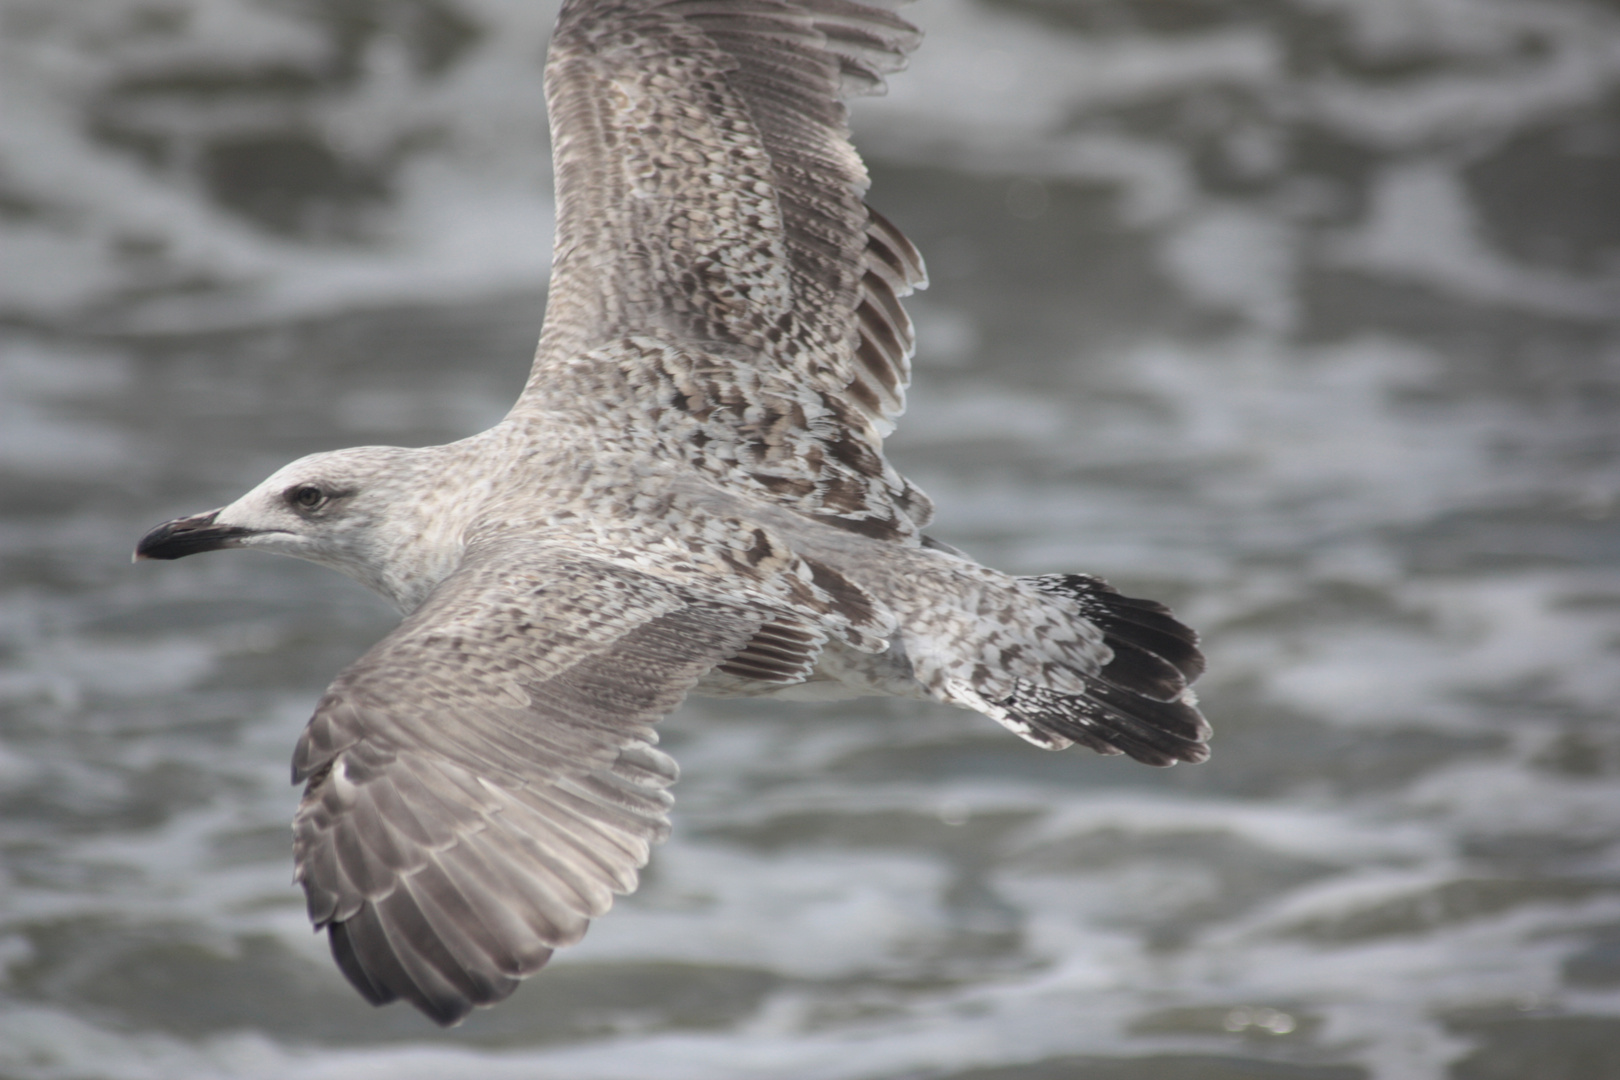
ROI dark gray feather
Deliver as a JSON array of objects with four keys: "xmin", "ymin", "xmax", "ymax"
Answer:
[
  {"xmin": 522, "ymin": 0, "xmax": 928, "ymax": 536},
  {"xmin": 292, "ymin": 545, "xmax": 765, "ymax": 1024}
]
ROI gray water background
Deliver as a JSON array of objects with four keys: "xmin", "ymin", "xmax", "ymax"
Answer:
[{"xmin": 3, "ymin": 0, "xmax": 1620, "ymax": 1077}]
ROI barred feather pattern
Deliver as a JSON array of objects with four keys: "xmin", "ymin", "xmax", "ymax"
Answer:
[
  {"xmin": 292, "ymin": 549, "xmax": 771, "ymax": 1025},
  {"xmin": 524, "ymin": 0, "xmax": 930, "ymax": 535},
  {"xmin": 1005, "ymin": 573, "xmax": 1210, "ymax": 765},
  {"xmin": 133, "ymin": 0, "xmax": 1216, "ymax": 1031},
  {"xmin": 532, "ymin": 333, "xmax": 934, "ymax": 543}
]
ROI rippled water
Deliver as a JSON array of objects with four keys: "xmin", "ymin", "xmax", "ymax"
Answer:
[{"xmin": 3, "ymin": 0, "xmax": 1620, "ymax": 1077}]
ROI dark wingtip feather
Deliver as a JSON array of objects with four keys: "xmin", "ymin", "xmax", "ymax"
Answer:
[
  {"xmin": 328, "ymin": 900, "xmax": 480, "ymax": 1027},
  {"xmin": 328, "ymin": 919, "xmax": 399, "ymax": 1007}
]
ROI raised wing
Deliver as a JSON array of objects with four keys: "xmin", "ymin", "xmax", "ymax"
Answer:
[
  {"xmin": 518, "ymin": 0, "xmax": 931, "ymax": 534},
  {"xmin": 290, "ymin": 545, "xmax": 765, "ymax": 1025}
]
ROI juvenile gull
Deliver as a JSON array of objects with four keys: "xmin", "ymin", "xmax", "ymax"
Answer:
[{"xmin": 136, "ymin": 0, "xmax": 1210, "ymax": 1026}]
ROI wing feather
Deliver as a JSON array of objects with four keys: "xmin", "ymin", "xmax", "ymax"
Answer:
[
  {"xmin": 520, "ymin": 0, "xmax": 929, "ymax": 533},
  {"xmin": 292, "ymin": 546, "xmax": 766, "ymax": 1025}
]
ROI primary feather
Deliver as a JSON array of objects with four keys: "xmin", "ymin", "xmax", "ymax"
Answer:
[{"xmin": 134, "ymin": 0, "xmax": 1210, "ymax": 1026}]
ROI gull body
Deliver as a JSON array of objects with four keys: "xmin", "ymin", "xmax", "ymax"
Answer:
[{"xmin": 137, "ymin": 0, "xmax": 1210, "ymax": 1026}]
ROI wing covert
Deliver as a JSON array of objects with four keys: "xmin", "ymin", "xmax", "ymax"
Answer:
[
  {"xmin": 291, "ymin": 547, "xmax": 765, "ymax": 1025},
  {"xmin": 521, "ymin": 0, "xmax": 927, "ymax": 441}
]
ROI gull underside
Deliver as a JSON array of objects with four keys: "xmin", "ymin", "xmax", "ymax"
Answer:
[{"xmin": 134, "ymin": 0, "xmax": 1211, "ymax": 1026}]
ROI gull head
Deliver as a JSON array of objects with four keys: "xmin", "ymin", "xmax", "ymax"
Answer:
[{"xmin": 135, "ymin": 444, "xmax": 462, "ymax": 611}]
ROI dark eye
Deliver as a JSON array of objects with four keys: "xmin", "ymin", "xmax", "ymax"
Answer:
[{"xmin": 287, "ymin": 484, "xmax": 326, "ymax": 510}]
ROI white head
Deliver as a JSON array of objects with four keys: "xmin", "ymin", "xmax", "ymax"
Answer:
[{"xmin": 136, "ymin": 444, "xmax": 466, "ymax": 612}]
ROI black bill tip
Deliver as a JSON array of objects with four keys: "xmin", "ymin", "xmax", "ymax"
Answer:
[{"xmin": 134, "ymin": 510, "xmax": 258, "ymax": 561}]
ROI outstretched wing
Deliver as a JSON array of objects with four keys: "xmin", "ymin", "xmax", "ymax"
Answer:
[
  {"xmin": 290, "ymin": 545, "xmax": 764, "ymax": 1025},
  {"xmin": 517, "ymin": 0, "xmax": 932, "ymax": 534}
]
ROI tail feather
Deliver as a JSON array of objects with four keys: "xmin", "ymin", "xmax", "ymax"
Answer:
[
  {"xmin": 1095, "ymin": 637, "xmax": 1188, "ymax": 701},
  {"xmin": 996, "ymin": 678, "xmax": 1208, "ymax": 766},
  {"xmin": 1046, "ymin": 575, "xmax": 1206, "ymax": 684},
  {"xmin": 861, "ymin": 555, "xmax": 1210, "ymax": 768},
  {"xmin": 1001, "ymin": 573, "xmax": 1210, "ymax": 766}
]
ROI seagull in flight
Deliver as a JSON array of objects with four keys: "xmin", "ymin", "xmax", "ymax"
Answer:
[{"xmin": 136, "ymin": 0, "xmax": 1209, "ymax": 1026}]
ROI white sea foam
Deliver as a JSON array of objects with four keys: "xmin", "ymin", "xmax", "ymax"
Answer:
[
  {"xmin": 1329, "ymin": 162, "xmax": 1620, "ymax": 319},
  {"xmin": 0, "ymin": 0, "xmax": 559, "ymax": 327},
  {"xmin": 2, "ymin": 0, "xmax": 1618, "ymax": 1073},
  {"xmin": 578, "ymin": 843, "xmax": 954, "ymax": 977},
  {"xmin": 1262, "ymin": 571, "xmax": 1620, "ymax": 730},
  {"xmin": 0, "ymin": 341, "xmax": 133, "ymax": 475}
]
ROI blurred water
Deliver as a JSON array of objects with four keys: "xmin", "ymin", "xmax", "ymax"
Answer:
[{"xmin": 3, "ymin": 0, "xmax": 1620, "ymax": 1077}]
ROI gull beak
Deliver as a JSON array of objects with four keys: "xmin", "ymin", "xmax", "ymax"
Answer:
[{"xmin": 134, "ymin": 510, "xmax": 259, "ymax": 562}]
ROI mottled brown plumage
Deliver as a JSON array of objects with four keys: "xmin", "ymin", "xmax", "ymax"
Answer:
[
  {"xmin": 134, "ymin": 0, "xmax": 1210, "ymax": 1027},
  {"xmin": 530, "ymin": 0, "xmax": 932, "ymax": 540}
]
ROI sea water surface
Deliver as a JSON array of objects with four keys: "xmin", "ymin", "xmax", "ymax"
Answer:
[{"xmin": 2, "ymin": 0, "xmax": 1619, "ymax": 1077}]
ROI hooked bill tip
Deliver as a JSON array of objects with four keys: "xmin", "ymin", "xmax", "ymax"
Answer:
[{"xmin": 134, "ymin": 509, "xmax": 257, "ymax": 561}]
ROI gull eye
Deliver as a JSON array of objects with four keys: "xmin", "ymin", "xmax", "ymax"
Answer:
[{"xmin": 287, "ymin": 484, "xmax": 327, "ymax": 511}]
